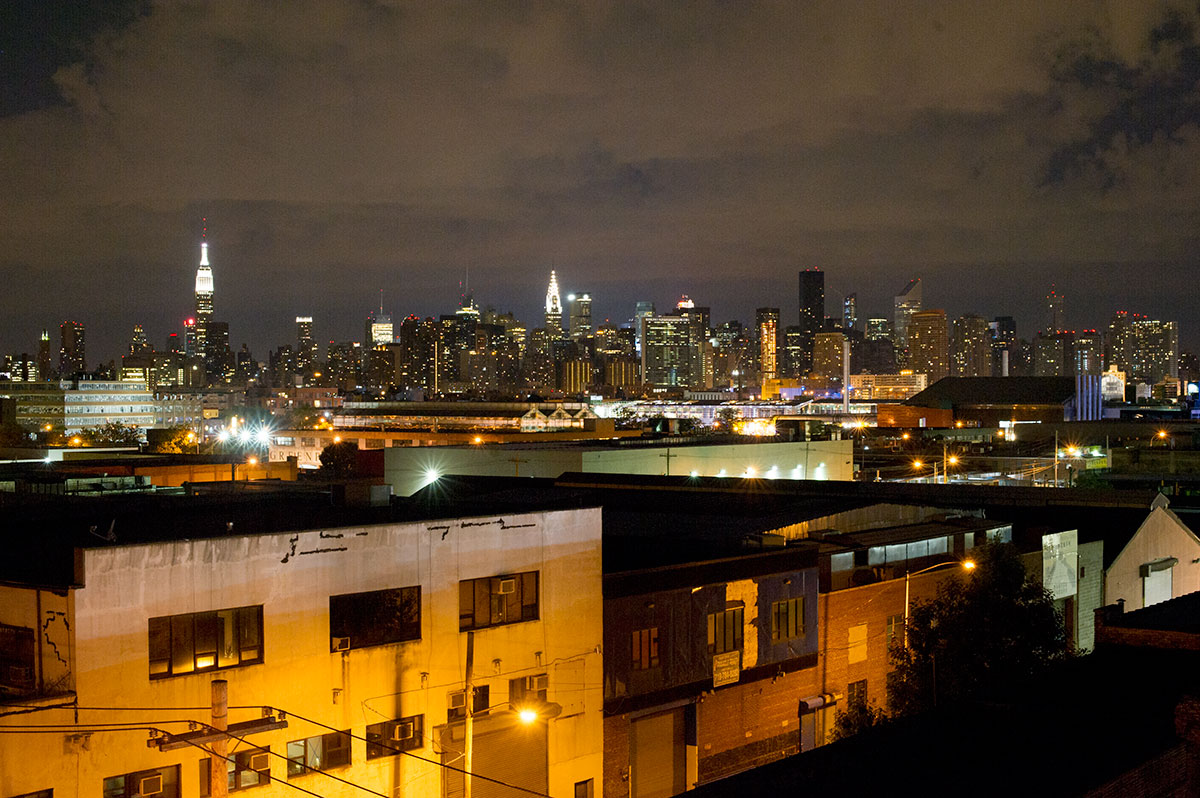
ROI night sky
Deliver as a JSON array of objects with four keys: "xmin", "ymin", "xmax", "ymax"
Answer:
[{"xmin": 3, "ymin": 1, "xmax": 1199, "ymax": 363}]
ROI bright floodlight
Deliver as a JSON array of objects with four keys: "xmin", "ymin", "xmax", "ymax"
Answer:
[
  {"xmin": 963, "ymin": 560, "xmax": 976, "ymax": 570},
  {"xmin": 217, "ymin": 429, "xmax": 229, "ymax": 442},
  {"xmin": 425, "ymin": 467, "xmax": 440, "ymax": 482},
  {"xmin": 518, "ymin": 708, "xmax": 538, "ymax": 725},
  {"xmin": 255, "ymin": 428, "xmax": 270, "ymax": 445}
]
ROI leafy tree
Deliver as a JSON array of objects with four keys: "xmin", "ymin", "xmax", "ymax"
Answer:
[
  {"xmin": 830, "ymin": 700, "xmax": 889, "ymax": 741},
  {"xmin": 888, "ymin": 543, "xmax": 1070, "ymax": 716},
  {"xmin": 716, "ymin": 407, "xmax": 740, "ymax": 430},
  {"xmin": 147, "ymin": 425, "xmax": 199, "ymax": 453},
  {"xmin": 82, "ymin": 421, "xmax": 142, "ymax": 447},
  {"xmin": 318, "ymin": 440, "xmax": 359, "ymax": 478}
]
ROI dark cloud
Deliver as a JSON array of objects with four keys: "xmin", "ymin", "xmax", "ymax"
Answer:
[{"xmin": 2, "ymin": 1, "xmax": 1199, "ymax": 361}]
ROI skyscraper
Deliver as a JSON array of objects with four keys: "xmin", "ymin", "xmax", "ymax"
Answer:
[
  {"xmin": 59, "ymin": 321, "xmax": 86, "ymax": 376},
  {"xmin": 798, "ymin": 269, "xmax": 824, "ymax": 374},
  {"xmin": 842, "ymin": 293, "xmax": 858, "ymax": 330},
  {"xmin": 756, "ymin": 307, "xmax": 780, "ymax": 381},
  {"xmin": 951, "ymin": 314, "xmax": 991, "ymax": 377},
  {"xmin": 907, "ymin": 309, "xmax": 948, "ymax": 383},
  {"xmin": 194, "ymin": 242, "xmax": 214, "ymax": 362},
  {"xmin": 37, "ymin": 330, "xmax": 53, "ymax": 380},
  {"xmin": 893, "ymin": 278, "xmax": 922, "ymax": 348},
  {"xmin": 641, "ymin": 314, "xmax": 702, "ymax": 387},
  {"xmin": 1046, "ymin": 285, "xmax": 1065, "ymax": 334},
  {"xmin": 296, "ymin": 316, "xmax": 316, "ymax": 373},
  {"xmin": 545, "ymin": 271, "xmax": 563, "ymax": 334},
  {"xmin": 568, "ymin": 292, "xmax": 593, "ymax": 341},
  {"xmin": 633, "ymin": 301, "xmax": 656, "ymax": 354}
]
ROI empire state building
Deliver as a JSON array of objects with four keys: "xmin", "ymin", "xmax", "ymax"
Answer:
[{"xmin": 194, "ymin": 242, "xmax": 214, "ymax": 359}]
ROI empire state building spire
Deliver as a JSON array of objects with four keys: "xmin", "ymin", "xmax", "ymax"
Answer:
[
  {"xmin": 545, "ymin": 270, "xmax": 563, "ymax": 333},
  {"xmin": 194, "ymin": 238, "xmax": 214, "ymax": 360}
]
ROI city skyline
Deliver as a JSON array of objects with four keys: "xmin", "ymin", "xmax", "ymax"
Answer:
[{"xmin": 4, "ymin": 2, "xmax": 1200, "ymax": 358}]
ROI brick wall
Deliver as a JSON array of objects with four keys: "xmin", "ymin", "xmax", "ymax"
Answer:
[{"xmin": 603, "ymin": 714, "xmax": 630, "ymax": 798}]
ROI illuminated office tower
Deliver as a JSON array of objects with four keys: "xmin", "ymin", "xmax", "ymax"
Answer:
[
  {"xmin": 951, "ymin": 314, "xmax": 991, "ymax": 377},
  {"xmin": 1047, "ymin": 285, "xmax": 1065, "ymax": 334},
  {"xmin": 641, "ymin": 314, "xmax": 702, "ymax": 387},
  {"xmin": 366, "ymin": 312, "xmax": 393, "ymax": 346},
  {"xmin": 37, "ymin": 330, "xmax": 53, "ymax": 380},
  {"xmin": 568, "ymin": 292, "xmax": 593, "ymax": 341},
  {"xmin": 907, "ymin": 309, "xmax": 948, "ymax": 383},
  {"xmin": 296, "ymin": 316, "xmax": 316, "ymax": 373},
  {"xmin": 59, "ymin": 321, "xmax": 86, "ymax": 376},
  {"xmin": 812, "ymin": 331, "xmax": 846, "ymax": 381},
  {"xmin": 633, "ymin": 301, "xmax": 656, "ymax": 354},
  {"xmin": 756, "ymin": 307, "xmax": 780, "ymax": 381},
  {"xmin": 893, "ymin": 278, "xmax": 922, "ymax": 349}
]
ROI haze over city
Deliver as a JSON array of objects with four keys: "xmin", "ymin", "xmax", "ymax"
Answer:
[{"xmin": 3, "ymin": 1, "xmax": 1200, "ymax": 360}]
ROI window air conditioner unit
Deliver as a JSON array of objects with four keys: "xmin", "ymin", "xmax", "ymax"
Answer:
[
  {"xmin": 449, "ymin": 691, "xmax": 467, "ymax": 709},
  {"xmin": 497, "ymin": 578, "xmax": 517, "ymax": 595},
  {"xmin": 248, "ymin": 751, "xmax": 270, "ymax": 771},
  {"xmin": 331, "ymin": 636, "xmax": 350, "ymax": 652},
  {"xmin": 391, "ymin": 721, "xmax": 414, "ymax": 741},
  {"xmin": 138, "ymin": 775, "xmax": 164, "ymax": 796},
  {"xmin": 528, "ymin": 674, "xmax": 549, "ymax": 692}
]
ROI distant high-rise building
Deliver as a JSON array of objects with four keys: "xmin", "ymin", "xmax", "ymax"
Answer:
[
  {"xmin": 296, "ymin": 316, "xmax": 316, "ymax": 373},
  {"xmin": 907, "ymin": 309, "xmax": 948, "ymax": 383},
  {"xmin": 893, "ymin": 278, "xmax": 922, "ymax": 348},
  {"xmin": 194, "ymin": 242, "xmax": 214, "ymax": 361},
  {"xmin": 36, "ymin": 330, "xmax": 53, "ymax": 380},
  {"xmin": 1105, "ymin": 312, "xmax": 1179, "ymax": 384},
  {"xmin": 1034, "ymin": 331, "xmax": 1075, "ymax": 377},
  {"xmin": 843, "ymin": 294, "xmax": 858, "ymax": 330},
  {"xmin": 366, "ymin": 312, "xmax": 393, "ymax": 347},
  {"xmin": 1046, "ymin": 285, "xmax": 1065, "ymax": 334},
  {"xmin": 951, "ymin": 314, "xmax": 991, "ymax": 377},
  {"xmin": 641, "ymin": 315, "xmax": 703, "ymax": 388},
  {"xmin": 756, "ymin": 308, "xmax": 781, "ymax": 381},
  {"xmin": 633, "ymin": 301, "xmax": 656, "ymax": 354},
  {"xmin": 783, "ymin": 326, "xmax": 805, "ymax": 378},
  {"xmin": 797, "ymin": 270, "xmax": 824, "ymax": 375},
  {"xmin": 568, "ymin": 292, "xmax": 593, "ymax": 341},
  {"xmin": 1074, "ymin": 330, "xmax": 1103, "ymax": 376},
  {"xmin": 545, "ymin": 271, "xmax": 563, "ymax": 334},
  {"xmin": 865, "ymin": 318, "xmax": 891, "ymax": 341},
  {"xmin": 59, "ymin": 321, "xmax": 86, "ymax": 376},
  {"xmin": 812, "ymin": 331, "xmax": 846, "ymax": 381},
  {"xmin": 990, "ymin": 316, "xmax": 1017, "ymax": 376},
  {"xmin": 129, "ymin": 325, "xmax": 149, "ymax": 355},
  {"xmin": 205, "ymin": 321, "xmax": 232, "ymax": 382}
]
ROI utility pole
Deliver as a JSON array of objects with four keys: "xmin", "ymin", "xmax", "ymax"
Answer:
[
  {"xmin": 464, "ymin": 630, "xmax": 475, "ymax": 798},
  {"xmin": 211, "ymin": 679, "xmax": 228, "ymax": 798},
  {"xmin": 508, "ymin": 457, "xmax": 528, "ymax": 477},
  {"xmin": 659, "ymin": 448, "xmax": 676, "ymax": 476}
]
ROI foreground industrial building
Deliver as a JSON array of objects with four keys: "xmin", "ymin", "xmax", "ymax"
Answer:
[{"xmin": 0, "ymin": 473, "xmax": 1183, "ymax": 797}]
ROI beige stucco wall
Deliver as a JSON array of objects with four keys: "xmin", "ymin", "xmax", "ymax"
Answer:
[{"xmin": 0, "ymin": 507, "xmax": 604, "ymax": 798}]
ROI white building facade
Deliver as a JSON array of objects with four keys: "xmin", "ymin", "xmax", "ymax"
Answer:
[{"xmin": 0, "ymin": 506, "xmax": 604, "ymax": 798}]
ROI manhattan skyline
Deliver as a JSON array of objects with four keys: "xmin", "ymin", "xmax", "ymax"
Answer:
[{"xmin": 3, "ymin": 1, "xmax": 1199, "ymax": 358}]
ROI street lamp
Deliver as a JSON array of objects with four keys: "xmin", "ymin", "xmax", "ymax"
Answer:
[{"xmin": 904, "ymin": 559, "xmax": 975, "ymax": 648}]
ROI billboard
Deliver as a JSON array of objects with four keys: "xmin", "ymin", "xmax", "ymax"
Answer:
[{"xmin": 1042, "ymin": 530, "xmax": 1078, "ymax": 600}]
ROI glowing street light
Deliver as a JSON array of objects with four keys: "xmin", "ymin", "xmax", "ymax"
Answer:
[{"xmin": 904, "ymin": 559, "xmax": 976, "ymax": 648}]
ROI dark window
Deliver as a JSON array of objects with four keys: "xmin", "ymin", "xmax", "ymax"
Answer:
[
  {"xmin": 886, "ymin": 614, "xmax": 904, "ymax": 645},
  {"xmin": 286, "ymin": 731, "xmax": 351, "ymax": 777},
  {"xmin": 574, "ymin": 779, "xmax": 594, "ymax": 798},
  {"xmin": 13, "ymin": 791, "xmax": 53, "ymax": 798},
  {"xmin": 200, "ymin": 748, "xmax": 270, "ymax": 794},
  {"xmin": 770, "ymin": 598, "xmax": 805, "ymax": 642},
  {"xmin": 103, "ymin": 765, "xmax": 180, "ymax": 798},
  {"xmin": 329, "ymin": 586, "xmax": 420, "ymax": 651},
  {"xmin": 847, "ymin": 679, "xmax": 867, "ymax": 710},
  {"xmin": 148, "ymin": 606, "xmax": 262, "ymax": 679},
  {"xmin": 0, "ymin": 623, "xmax": 36, "ymax": 696},
  {"xmin": 366, "ymin": 715, "xmax": 424, "ymax": 759},
  {"xmin": 448, "ymin": 685, "xmax": 490, "ymax": 722},
  {"xmin": 459, "ymin": 572, "xmax": 538, "ymax": 631},
  {"xmin": 510, "ymin": 673, "xmax": 548, "ymax": 704},
  {"xmin": 707, "ymin": 608, "xmax": 743, "ymax": 655},
  {"xmin": 631, "ymin": 628, "xmax": 659, "ymax": 669}
]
